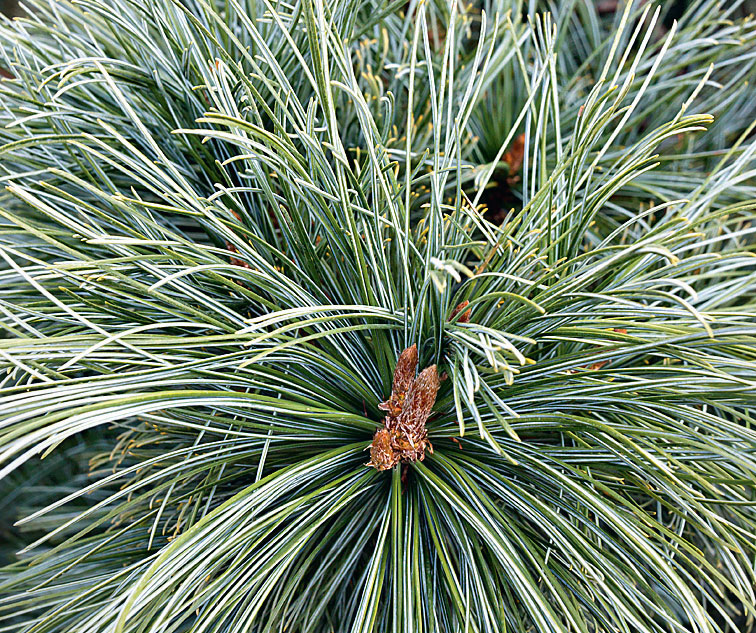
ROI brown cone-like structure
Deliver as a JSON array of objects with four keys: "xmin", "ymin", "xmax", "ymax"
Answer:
[
  {"xmin": 368, "ymin": 345, "xmax": 439, "ymax": 470},
  {"xmin": 377, "ymin": 343, "xmax": 417, "ymax": 418},
  {"xmin": 449, "ymin": 300, "xmax": 472, "ymax": 323}
]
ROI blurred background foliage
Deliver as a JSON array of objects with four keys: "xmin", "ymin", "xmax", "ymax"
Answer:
[{"xmin": 4, "ymin": 0, "xmax": 756, "ymax": 17}]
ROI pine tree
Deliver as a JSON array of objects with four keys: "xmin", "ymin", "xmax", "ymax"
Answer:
[{"xmin": 1, "ymin": 1, "xmax": 756, "ymax": 632}]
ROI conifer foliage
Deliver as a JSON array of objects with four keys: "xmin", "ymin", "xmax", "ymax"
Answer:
[{"xmin": 1, "ymin": 1, "xmax": 756, "ymax": 632}]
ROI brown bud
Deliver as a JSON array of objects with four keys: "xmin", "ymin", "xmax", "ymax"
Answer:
[
  {"xmin": 226, "ymin": 241, "xmax": 251, "ymax": 269},
  {"xmin": 369, "ymin": 347, "xmax": 439, "ymax": 470},
  {"xmin": 398, "ymin": 365, "xmax": 440, "ymax": 430},
  {"xmin": 379, "ymin": 344, "xmax": 418, "ymax": 416},
  {"xmin": 587, "ymin": 360, "xmax": 609, "ymax": 371},
  {"xmin": 392, "ymin": 344, "xmax": 418, "ymax": 397},
  {"xmin": 502, "ymin": 133, "xmax": 525, "ymax": 178},
  {"xmin": 368, "ymin": 428, "xmax": 399, "ymax": 470},
  {"xmin": 449, "ymin": 301, "xmax": 471, "ymax": 323}
]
